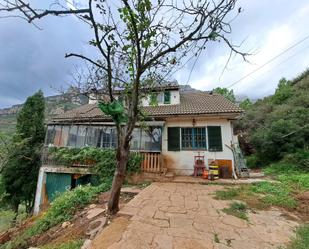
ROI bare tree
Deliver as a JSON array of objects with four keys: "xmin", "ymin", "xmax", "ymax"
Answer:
[{"xmin": 0, "ymin": 0, "xmax": 248, "ymax": 214}]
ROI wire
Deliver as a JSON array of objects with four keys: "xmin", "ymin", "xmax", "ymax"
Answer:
[{"xmin": 224, "ymin": 33, "xmax": 309, "ymax": 88}]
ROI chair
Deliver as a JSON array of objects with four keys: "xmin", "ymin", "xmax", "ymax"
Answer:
[{"xmin": 193, "ymin": 155, "xmax": 206, "ymax": 177}]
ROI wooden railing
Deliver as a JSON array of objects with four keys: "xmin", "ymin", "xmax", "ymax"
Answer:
[{"xmin": 140, "ymin": 152, "xmax": 163, "ymax": 173}]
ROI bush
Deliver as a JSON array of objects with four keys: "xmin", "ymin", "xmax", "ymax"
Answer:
[
  {"xmin": 283, "ymin": 150, "xmax": 309, "ymax": 172},
  {"xmin": 49, "ymin": 147, "xmax": 143, "ymax": 180},
  {"xmin": 245, "ymin": 154, "xmax": 260, "ymax": 168}
]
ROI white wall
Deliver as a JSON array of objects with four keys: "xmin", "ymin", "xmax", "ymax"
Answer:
[{"xmin": 161, "ymin": 117, "xmax": 234, "ymax": 175}]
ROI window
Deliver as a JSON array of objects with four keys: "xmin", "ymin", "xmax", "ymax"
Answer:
[
  {"xmin": 60, "ymin": 126, "xmax": 70, "ymax": 147},
  {"xmin": 76, "ymin": 126, "xmax": 87, "ymax": 148},
  {"xmin": 53, "ymin": 125, "xmax": 62, "ymax": 146},
  {"xmin": 45, "ymin": 125, "xmax": 55, "ymax": 145},
  {"xmin": 101, "ymin": 127, "xmax": 117, "ymax": 148},
  {"xmin": 141, "ymin": 127, "xmax": 162, "ymax": 151},
  {"xmin": 207, "ymin": 126, "xmax": 222, "ymax": 151},
  {"xmin": 85, "ymin": 126, "xmax": 101, "ymax": 147},
  {"xmin": 181, "ymin": 127, "xmax": 206, "ymax": 150},
  {"xmin": 67, "ymin": 126, "xmax": 78, "ymax": 147},
  {"xmin": 164, "ymin": 91, "xmax": 171, "ymax": 104}
]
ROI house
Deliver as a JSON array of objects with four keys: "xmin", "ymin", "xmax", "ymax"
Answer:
[{"xmin": 34, "ymin": 83, "xmax": 243, "ymax": 214}]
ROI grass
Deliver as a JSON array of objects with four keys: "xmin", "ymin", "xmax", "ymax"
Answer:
[
  {"xmin": 41, "ymin": 240, "xmax": 84, "ymax": 249},
  {"xmin": 222, "ymin": 202, "xmax": 248, "ymax": 220},
  {"xmin": 214, "ymin": 162, "xmax": 309, "ymax": 211},
  {"xmin": 1, "ymin": 182, "xmax": 111, "ymax": 249},
  {"xmin": 287, "ymin": 224, "xmax": 309, "ymax": 249}
]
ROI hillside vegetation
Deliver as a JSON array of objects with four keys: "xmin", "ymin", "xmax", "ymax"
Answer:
[{"xmin": 235, "ymin": 69, "xmax": 309, "ymax": 170}]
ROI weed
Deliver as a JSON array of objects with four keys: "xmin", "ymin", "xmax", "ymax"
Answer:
[
  {"xmin": 222, "ymin": 202, "xmax": 248, "ymax": 220},
  {"xmin": 287, "ymin": 224, "xmax": 309, "ymax": 249},
  {"xmin": 214, "ymin": 233, "xmax": 220, "ymax": 243},
  {"xmin": 41, "ymin": 240, "xmax": 84, "ymax": 249},
  {"xmin": 214, "ymin": 188, "xmax": 239, "ymax": 200}
]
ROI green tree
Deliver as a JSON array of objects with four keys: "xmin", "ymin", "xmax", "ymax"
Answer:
[
  {"xmin": 239, "ymin": 98, "xmax": 252, "ymax": 110},
  {"xmin": 272, "ymin": 78, "xmax": 293, "ymax": 104},
  {"xmin": 213, "ymin": 87, "xmax": 236, "ymax": 102},
  {"xmin": 2, "ymin": 91, "xmax": 45, "ymax": 214}
]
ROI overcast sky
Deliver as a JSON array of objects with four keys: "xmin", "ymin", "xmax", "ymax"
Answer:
[{"xmin": 0, "ymin": 0, "xmax": 309, "ymax": 108}]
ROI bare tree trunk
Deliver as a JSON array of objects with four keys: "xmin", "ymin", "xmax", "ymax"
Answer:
[{"xmin": 107, "ymin": 144, "xmax": 130, "ymax": 214}]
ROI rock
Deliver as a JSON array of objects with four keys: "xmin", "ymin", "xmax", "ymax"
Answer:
[
  {"xmin": 61, "ymin": 221, "xmax": 71, "ymax": 228},
  {"xmin": 81, "ymin": 239, "xmax": 92, "ymax": 249},
  {"xmin": 86, "ymin": 217, "xmax": 107, "ymax": 239},
  {"xmin": 87, "ymin": 208, "xmax": 105, "ymax": 219},
  {"xmin": 89, "ymin": 204, "xmax": 97, "ymax": 209}
]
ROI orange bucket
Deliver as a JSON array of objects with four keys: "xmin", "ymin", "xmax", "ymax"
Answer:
[{"xmin": 202, "ymin": 170, "xmax": 209, "ymax": 179}]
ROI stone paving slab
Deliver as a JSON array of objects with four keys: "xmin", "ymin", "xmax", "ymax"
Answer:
[{"xmin": 109, "ymin": 182, "xmax": 299, "ymax": 249}]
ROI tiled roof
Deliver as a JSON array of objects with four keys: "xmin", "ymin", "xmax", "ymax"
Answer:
[{"xmin": 52, "ymin": 92, "xmax": 243, "ymax": 122}]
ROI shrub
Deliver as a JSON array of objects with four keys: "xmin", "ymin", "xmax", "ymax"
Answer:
[
  {"xmin": 245, "ymin": 154, "xmax": 260, "ymax": 168},
  {"xmin": 283, "ymin": 150, "xmax": 309, "ymax": 172}
]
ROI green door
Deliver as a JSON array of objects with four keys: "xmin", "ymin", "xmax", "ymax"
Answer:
[{"xmin": 46, "ymin": 173, "xmax": 71, "ymax": 202}]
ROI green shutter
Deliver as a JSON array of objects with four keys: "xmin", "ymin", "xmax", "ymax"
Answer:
[
  {"xmin": 164, "ymin": 91, "xmax": 171, "ymax": 104},
  {"xmin": 207, "ymin": 126, "xmax": 223, "ymax": 151},
  {"xmin": 168, "ymin": 127, "xmax": 180, "ymax": 151}
]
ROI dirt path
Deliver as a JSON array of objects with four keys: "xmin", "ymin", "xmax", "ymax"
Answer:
[{"xmin": 90, "ymin": 182, "xmax": 299, "ymax": 249}]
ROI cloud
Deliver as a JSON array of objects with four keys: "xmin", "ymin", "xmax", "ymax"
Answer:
[
  {"xmin": 185, "ymin": 0, "xmax": 309, "ymax": 99},
  {"xmin": 0, "ymin": 0, "xmax": 308, "ymax": 108}
]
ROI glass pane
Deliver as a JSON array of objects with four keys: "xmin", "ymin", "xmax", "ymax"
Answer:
[
  {"xmin": 194, "ymin": 127, "xmax": 206, "ymax": 149},
  {"xmin": 130, "ymin": 128, "xmax": 141, "ymax": 150},
  {"xmin": 85, "ymin": 126, "xmax": 101, "ymax": 147},
  {"xmin": 68, "ymin": 126, "xmax": 78, "ymax": 147},
  {"xmin": 101, "ymin": 127, "xmax": 117, "ymax": 148},
  {"xmin": 140, "ymin": 127, "xmax": 162, "ymax": 151},
  {"xmin": 53, "ymin": 125, "xmax": 62, "ymax": 147},
  {"xmin": 181, "ymin": 128, "xmax": 193, "ymax": 149},
  {"xmin": 45, "ymin": 125, "xmax": 55, "ymax": 146},
  {"xmin": 76, "ymin": 126, "xmax": 87, "ymax": 148},
  {"xmin": 59, "ymin": 126, "xmax": 69, "ymax": 147}
]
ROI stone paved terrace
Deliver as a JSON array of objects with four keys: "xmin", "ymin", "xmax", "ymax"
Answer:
[{"xmin": 91, "ymin": 182, "xmax": 299, "ymax": 249}]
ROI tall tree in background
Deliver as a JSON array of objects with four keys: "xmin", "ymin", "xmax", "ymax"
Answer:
[
  {"xmin": 0, "ymin": 0, "xmax": 247, "ymax": 213},
  {"xmin": 213, "ymin": 87, "xmax": 236, "ymax": 102},
  {"xmin": 2, "ymin": 91, "xmax": 45, "ymax": 214}
]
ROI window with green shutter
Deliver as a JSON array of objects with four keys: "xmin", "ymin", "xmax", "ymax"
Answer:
[
  {"xmin": 207, "ymin": 126, "xmax": 223, "ymax": 151},
  {"xmin": 164, "ymin": 91, "xmax": 171, "ymax": 104},
  {"xmin": 168, "ymin": 127, "xmax": 180, "ymax": 151},
  {"xmin": 181, "ymin": 127, "xmax": 206, "ymax": 150}
]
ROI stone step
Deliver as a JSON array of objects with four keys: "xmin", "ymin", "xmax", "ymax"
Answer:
[{"xmin": 165, "ymin": 171, "xmax": 175, "ymax": 178}]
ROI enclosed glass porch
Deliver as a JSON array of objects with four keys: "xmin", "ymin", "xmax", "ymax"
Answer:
[{"xmin": 42, "ymin": 124, "xmax": 164, "ymax": 173}]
